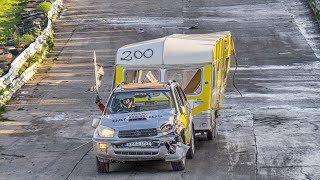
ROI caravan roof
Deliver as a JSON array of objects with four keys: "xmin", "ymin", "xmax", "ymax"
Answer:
[{"xmin": 116, "ymin": 31, "xmax": 231, "ymax": 66}]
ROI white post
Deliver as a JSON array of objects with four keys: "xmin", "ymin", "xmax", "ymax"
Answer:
[{"xmin": 93, "ymin": 51, "xmax": 99, "ymax": 94}]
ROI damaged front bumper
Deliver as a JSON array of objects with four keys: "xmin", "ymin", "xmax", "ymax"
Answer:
[{"xmin": 93, "ymin": 136, "xmax": 189, "ymax": 163}]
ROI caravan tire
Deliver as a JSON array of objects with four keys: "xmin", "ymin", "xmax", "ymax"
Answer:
[{"xmin": 207, "ymin": 117, "xmax": 217, "ymax": 140}]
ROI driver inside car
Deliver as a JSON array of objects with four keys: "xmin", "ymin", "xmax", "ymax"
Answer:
[
  {"xmin": 95, "ymin": 96, "xmax": 135, "ymax": 113},
  {"xmin": 116, "ymin": 98, "xmax": 135, "ymax": 113}
]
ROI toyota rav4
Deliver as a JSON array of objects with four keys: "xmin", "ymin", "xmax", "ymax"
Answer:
[{"xmin": 92, "ymin": 81, "xmax": 194, "ymax": 173}]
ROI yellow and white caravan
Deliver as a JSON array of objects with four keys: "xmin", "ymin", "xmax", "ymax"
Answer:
[{"xmin": 113, "ymin": 32, "xmax": 236, "ymax": 140}]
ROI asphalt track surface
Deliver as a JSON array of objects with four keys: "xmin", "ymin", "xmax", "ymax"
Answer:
[{"xmin": 1, "ymin": 0, "xmax": 320, "ymax": 179}]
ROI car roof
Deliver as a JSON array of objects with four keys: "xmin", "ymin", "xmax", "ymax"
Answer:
[{"xmin": 115, "ymin": 82, "xmax": 174, "ymax": 92}]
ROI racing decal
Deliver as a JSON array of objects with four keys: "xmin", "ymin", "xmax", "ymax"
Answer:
[{"xmin": 102, "ymin": 112, "xmax": 164, "ymax": 123}]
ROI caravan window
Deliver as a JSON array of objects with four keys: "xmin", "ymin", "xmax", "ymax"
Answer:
[
  {"xmin": 125, "ymin": 70, "xmax": 160, "ymax": 83},
  {"xmin": 166, "ymin": 69, "xmax": 202, "ymax": 94}
]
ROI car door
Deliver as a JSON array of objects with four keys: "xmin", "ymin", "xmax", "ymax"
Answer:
[
  {"xmin": 177, "ymin": 86, "xmax": 191, "ymax": 120},
  {"xmin": 173, "ymin": 86, "xmax": 191, "ymax": 144}
]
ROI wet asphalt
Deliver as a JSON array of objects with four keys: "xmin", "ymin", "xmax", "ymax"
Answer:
[{"xmin": 0, "ymin": 0, "xmax": 320, "ymax": 179}]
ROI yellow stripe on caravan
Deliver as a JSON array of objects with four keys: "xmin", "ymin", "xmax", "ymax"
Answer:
[
  {"xmin": 187, "ymin": 64, "xmax": 212, "ymax": 116},
  {"xmin": 115, "ymin": 66, "xmax": 124, "ymax": 86},
  {"xmin": 134, "ymin": 98, "xmax": 173, "ymax": 108},
  {"xmin": 135, "ymin": 98, "xmax": 169, "ymax": 101}
]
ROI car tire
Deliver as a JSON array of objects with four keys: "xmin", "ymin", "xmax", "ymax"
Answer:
[
  {"xmin": 171, "ymin": 156, "xmax": 186, "ymax": 171},
  {"xmin": 186, "ymin": 126, "xmax": 195, "ymax": 159},
  {"xmin": 96, "ymin": 157, "xmax": 110, "ymax": 173},
  {"xmin": 207, "ymin": 117, "xmax": 217, "ymax": 140}
]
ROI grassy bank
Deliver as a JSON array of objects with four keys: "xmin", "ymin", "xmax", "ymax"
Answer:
[
  {"xmin": 308, "ymin": 0, "xmax": 320, "ymax": 21},
  {"xmin": 0, "ymin": 0, "xmax": 27, "ymax": 44}
]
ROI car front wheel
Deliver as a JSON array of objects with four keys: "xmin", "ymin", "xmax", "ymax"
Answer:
[
  {"xmin": 171, "ymin": 155, "xmax": 186, "ymax": 171},
  {"xmin": 186, "ymin": 126, "xmax": 195, "ymax": 159},
  {"xmin": 96, "ymin": 157, "xmax": 110, "ymax": 173}
]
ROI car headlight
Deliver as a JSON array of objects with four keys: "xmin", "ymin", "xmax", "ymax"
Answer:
[{"xmin": 97, "ymin": 126, "xmax": 115, "ymax": 137}]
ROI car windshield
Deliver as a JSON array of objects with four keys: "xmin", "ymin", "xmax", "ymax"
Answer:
[{"xmin": 105, "ymin": 90, "xmax": 174, "ymax": 114}]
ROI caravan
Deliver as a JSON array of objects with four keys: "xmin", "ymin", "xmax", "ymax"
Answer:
[{"xmin": 112, "ymin": 32, "xmax": 237, "ymax": 140}]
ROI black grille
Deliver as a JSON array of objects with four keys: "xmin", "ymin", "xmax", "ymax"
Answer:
[
  {"xmin": 115, "ymin": 152, "xmax": 158, "ymax": 156},
  {"xmin": 118, "ymin": 128, "xmax": 158, "ymax": 138},
  {"xmin": 115, "ymin": 151, "xmax": 158, "ymax": 156}
]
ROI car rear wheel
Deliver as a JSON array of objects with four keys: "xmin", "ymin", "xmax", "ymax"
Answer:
[
  {"xmin": 171, "ymin": 155, "xmax": 186, "ymax": 171},
  {"xmin": 96, "ymin": 157, "xmax": 110, "ymax": 173}
]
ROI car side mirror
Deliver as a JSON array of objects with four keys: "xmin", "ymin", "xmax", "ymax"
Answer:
[
  {"xmin": 180, "ymin": 106, "xmax": 186, "ymax": 114},
  {"xmin": 92, "ymin": 118, "xmax": 101, "ymax": 128}
]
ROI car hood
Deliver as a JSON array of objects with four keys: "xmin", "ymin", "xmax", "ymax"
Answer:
[{"xmin": 100, "ymin": 108, "xmax": 175, "ymax": 130}]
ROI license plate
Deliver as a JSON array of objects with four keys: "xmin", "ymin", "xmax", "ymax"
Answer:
[{"xmin": 125, "ymin": 141, "xmax": 152, "ymax": 147}]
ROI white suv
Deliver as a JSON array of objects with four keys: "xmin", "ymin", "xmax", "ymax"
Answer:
[{"xmin": 92, "ymin": 81, "xmax": 194, "ymax": 173}]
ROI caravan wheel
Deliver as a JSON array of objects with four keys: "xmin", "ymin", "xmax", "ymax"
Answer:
[{"xmin": 207, "ymin": 117, "xmax": 217, "ymax": 140}]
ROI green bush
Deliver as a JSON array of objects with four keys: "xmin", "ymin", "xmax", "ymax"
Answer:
[
  {"xmin": 46, "ymin": 31, "xmax": 54, "ymax": 52},
  {"xmin": 0, "ymin": 35, "xmax": 6, "ymax": 45},
  {"xmin": 27, "ymin": 28, "xmax": 42, "ymax": 37},
  {"xmin": 27, "ymin": 54, "xmax": 41, "ymax": 66},
  {"xmin": 21, "ymin": 34, "xmax": 34, "ymax": 44},
  {"xmin": 13, "ymin": 32, "xmax": 34, "ymax": 47},
  {"xmin": 0, "ymin": 85, "xmax": 10, "ymax": 96},
  {"xmin": 38, "ymin": 2, "xmax": 51, "ymax": 14},
  {"xmin": 41, "ymin": 44, "xmax": 47, "ymax": 55},
  {"xmin": 0, "ymin": 68, "xmax": 3, "ymax": 76},
  {"xmin": 18, "ymin": 65, "xmax": 27, "ymax": 75},
  {"xmin": 0, "ymin": 105, "xmax": 6, "ymax": 113},
  {"xmin": 0, "ymin": 0, "xmax": 27, "ymax": 45}
]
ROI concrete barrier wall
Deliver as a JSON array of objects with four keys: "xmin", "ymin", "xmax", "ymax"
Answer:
[{"xmin": 0, "ymin": 0, "xmax": 64, "ymax": 106}]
